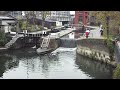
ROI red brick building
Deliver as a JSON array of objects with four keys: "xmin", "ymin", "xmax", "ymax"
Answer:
[{"xmin": 74, "ymin": 11, "xmax": 88, "ymax": 25}]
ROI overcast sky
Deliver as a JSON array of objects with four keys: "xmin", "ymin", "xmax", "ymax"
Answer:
[{"xmin": 70, "ymin": 11, "xmax": 75, "ymax": 15}]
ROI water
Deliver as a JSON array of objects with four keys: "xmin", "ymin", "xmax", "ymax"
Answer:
[{"xmin": 0, "ymin": 47, "xmax": 113, "ymax": 79}]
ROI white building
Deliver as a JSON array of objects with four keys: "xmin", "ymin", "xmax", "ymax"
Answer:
[
  {"xmin": 49, "ymin": 11, "xmax": 71, "ymax": 25},
  {"xmin": 8, "ymin": 11, "xmax": 23, "ymax": 19},
  {"xmin": 8, "ymin": 11, "xmax": 71, "ymax": 26},
  {"xmin": 0, "ymin": 16, "xmax": 17, "ymax": 33}
]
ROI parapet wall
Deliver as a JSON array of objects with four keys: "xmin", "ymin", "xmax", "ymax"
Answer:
[{"xmin": 76, "ymin": 38, "xmax": 109, "ymax": 53}]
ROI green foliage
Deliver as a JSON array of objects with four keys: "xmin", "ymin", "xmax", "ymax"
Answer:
[
  {"xmin": 92, "ymin": 11, "xmax": 120, "ymax": 36},
  {"xmin": 40, "ymin": 11, "xmax": 51, "ymax": 27},
  {"xmin": 19, "ymin": 20, "xmax": 23, "ymax": 29},
  {"xmin": 24, "ymin": 11, "xmax": 50, "ymax": 28},
  {"xmin": 21, "ymin": 21, "xmax": 28, "ymax": 30},
  {"xmin": 105, "ymin": 39, "xmax": 115, "ymax": 61},
  {"xmin": 0, "ymin": 32, "xmax": 7, "ymax": 46},
  {"xmin": 19, "ymin": 20, "xmax": 44, "ymax": 32},
  {"xmin": 11, "ymin": 27, "xmax": 17, "ymax": 32},
  {"xmin": 113, "ymin": 64, "xmax": 120, "ymax": 79},
  {"xmin": 113, "ymin": 35, "xmax": 120, "ymax": 41}
]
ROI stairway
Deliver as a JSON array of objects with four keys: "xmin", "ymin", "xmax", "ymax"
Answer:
[
  {"xmin": 41, "ymin": 36, "xmax": 50, "ymax": 49},
  {"xmin": 5, "ymin": 34, "xmax": 23, "ymax": 49}
]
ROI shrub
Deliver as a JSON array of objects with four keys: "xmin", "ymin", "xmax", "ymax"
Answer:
[
  {"xmin": 113, "ymin": 64, "xmax": 120, "ymax": 79},
  {"xmin": 11, "ymin": 27, "xmax": 17, "ymax": 32},
  {"xmin": 105, "ymin": 39, "xmax": 115, "ymax": 61}
]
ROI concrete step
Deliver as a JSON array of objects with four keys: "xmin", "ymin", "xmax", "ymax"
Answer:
[{"xmin": 5, "ymin": 35, "xmax": 21, "ymax": 48}]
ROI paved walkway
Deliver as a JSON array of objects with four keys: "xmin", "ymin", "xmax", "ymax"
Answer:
[
  {"xmin": 89, "ymin": 27, "xmax": 101, "ymax": 38},
  {"xmin": 43, "ymin": 28, "xmax": 75, "ymax": 39},
  {"xmin": 28, "ymin": 29, "xmax": 51, "ymax": 34},
  {"xmin": 80, "ymin": 26, "xmax": 104, "ymax": 39}
]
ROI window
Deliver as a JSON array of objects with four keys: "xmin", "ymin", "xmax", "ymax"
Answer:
[
  {"xmin": 79, "ymin": 16, "xmax": 83, "ymax": 22},
  {"xmin": 79, "ymin": 11, "xmax": 83, "ymax": 14}
]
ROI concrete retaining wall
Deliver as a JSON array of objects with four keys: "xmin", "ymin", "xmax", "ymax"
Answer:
[
  {"xmin": 76, "ymin": 38, "xmax": 109, "ymax": 53},
  {"xmin": 76, "ymin": 46, "xmax": 117, "ymax": 67},
  {"xmin": 59, "ymin": 38, "xmax": 77, "ymax": 48},
  {"xmin": 9, "ymin": 37, "xmax": 25, "ymax": 49},
  {"xmin": 48, "ymin": 38, "xmax": 59, "ymax": 49},
  {"xmin": 114, "ymin": 42, "xmax": 120, "ymax": 63},
  {"xmin": 76, "ymin": 38, "xmax": 117, "ymax": 67}
]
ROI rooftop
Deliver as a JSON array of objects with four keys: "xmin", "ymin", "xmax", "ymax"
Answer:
[{"xmin": 0, "ymin": 16, "xmax": 16, "ymax": 20}]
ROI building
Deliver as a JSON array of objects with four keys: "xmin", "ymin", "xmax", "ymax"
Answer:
[
  {"xmin": 88, "ymin": 11, "xmax": 97, "ymax": 26},
  {"xmin": 74, "ymin": 11, "xmax": 88, "ymax": 25},
  {"xmin": 49, "ymin": 11, "xmax": 71, "ymax": 25},
  {"xmin": 8, "ymin": 11, "xmax": 23, "ymax": 19},
  {"xmin": 8, "ymin": 11, "xmax": 71, "ymax": 27},
  {"xmin": 26, "ymin": 11, "xmax": 71, "ymax": 26},
  {"xmin": 70, "ymin": 14, "xmax": 75, "ymax": 24},
  {"xmin": 0, "ymin": 16, "xmax": 17, "ymax": 33},
  {"xmin": 0, "ymin": 11, "xmax": 10, "ymax": 16}
]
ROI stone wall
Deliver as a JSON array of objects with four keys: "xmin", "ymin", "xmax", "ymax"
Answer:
[
  {"xmin": 76, "ymin": 38, "xmax": 117, "ymax": 67},
  {"xmin": 59, "ymin": 38, "xmax": 77, "ymax": 48},
  {"xmin": 114, "ymin": 42, "xmax": 120, "ymax": 63},
  {"xmin": 76, "ymin": 38, "xmax": 109, "ymax": 53},
  {"xmin": 48, "ymin": 38, "xmax": 59, "ymax": 49},
  {"xmin": 8, "ymin": 37, "xmax": 41, "ymax": 49},
  {"xmin": 38, "ymin": 38, "xmax": 60, "ymax": 50},
  {"xmin": 76, "ymin": 53, "xmax": 114, "ymax": 79},
  {"xmin": 10, "ymin": 37, "xmax": 25, "ymax": 49}
]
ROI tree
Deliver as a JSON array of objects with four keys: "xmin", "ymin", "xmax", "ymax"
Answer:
[
  {"xmin": 23, "ymin": 11, "xmax": 51, "ymax": 31},
  {"xmin": 40, "ymin": 11, "xmax": 51, "ymax": 29},
  {"xmin": 91, "ymin": 11, "xmax": 120, "ymax": 37},
  {"xmin": 24, "ymin": 11, "xmax": 32, "ymax": 30}
]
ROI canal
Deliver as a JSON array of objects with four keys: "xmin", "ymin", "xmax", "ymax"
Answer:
[{"xmin": 0, "ymin": 47, "xmax": 113, "ymax": 79}]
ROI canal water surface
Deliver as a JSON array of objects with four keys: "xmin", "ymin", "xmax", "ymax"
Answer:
[{"xmin": 0, "ymin": 47, "xmax": 113, "ymax": 79}]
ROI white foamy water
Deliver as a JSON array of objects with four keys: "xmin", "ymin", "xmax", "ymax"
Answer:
[{"xmin": 51, "ymin": 47, "xmax": 76, "ymax": 54}]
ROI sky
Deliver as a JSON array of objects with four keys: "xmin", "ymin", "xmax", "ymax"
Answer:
[{"xmin": 70, "ymin": 11, "xmax": 75, "ymax": 15}]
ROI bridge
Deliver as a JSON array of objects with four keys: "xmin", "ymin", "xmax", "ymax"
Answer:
[{"xmin": 5, "ymin": 28, "xmax": 75, "ymax": 49}]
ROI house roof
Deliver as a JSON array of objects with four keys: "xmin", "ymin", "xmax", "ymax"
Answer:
[
  {"xmin": 0, "ymin": 16, "xmax": 16, "ymax": 20},
  {"xmin": 0, "ymin": 16, "xmax": 17, "ymax": 25}
]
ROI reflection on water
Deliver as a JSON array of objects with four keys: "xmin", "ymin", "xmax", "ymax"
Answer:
[
  {"xmin": 0, "ymin": 47, "xmax": 113, "ymax": 79},
  {"xmin": 76, "ymin": 53, "xmax": 114, "ymax": 79}
]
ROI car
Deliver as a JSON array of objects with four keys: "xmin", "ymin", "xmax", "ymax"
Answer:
[
  {"xmin": 61, "ymin": 26, "xmax": 66, "ymax": 30},
  {"xmin": 64, "ymin": 24, "xmax": 71, "ymax": 28},
  {"xmin": 51, "ymin": 29, "xmax": 60, "ymax": 33}
]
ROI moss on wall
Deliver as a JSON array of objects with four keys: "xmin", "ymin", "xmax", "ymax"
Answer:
[{"xmin": 113, "ymin": 64, "xmax": 120, "ymax": 79}]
